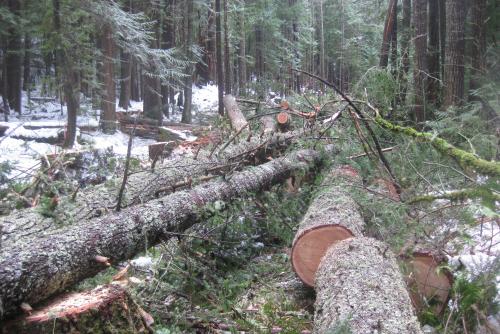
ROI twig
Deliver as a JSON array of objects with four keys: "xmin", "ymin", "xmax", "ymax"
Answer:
[
  {"xmin": 349, "ymin": 146, "xmax": 396, "ymax": 159},
  {"xmin": 116, "ymin": 118, "xmax": 137, "ymax": 212}
]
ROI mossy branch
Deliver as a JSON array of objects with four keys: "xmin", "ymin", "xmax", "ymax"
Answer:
[
  {"xmin": 408, "ymin": 188, "xmax": 500, "ymax": 204},
  {"xmin": 374, "ymin": 116, "xmax": 500, "ymax": 177}
]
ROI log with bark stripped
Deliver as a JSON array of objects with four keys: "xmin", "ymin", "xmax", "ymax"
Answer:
[
  {"xmin": 223, "ymin": 94, "xmax": 248, "ymax": 132},
  {"xmin": 2, "ymin": 284, "xmax": 152, "ymax": 334},
  {"xmin": 0, "ymin": 131, "xmax": 299, "ymax": 249},
  {"xmin": 0, "ymin": 148, "xmax": 327, "ymax": 320}
]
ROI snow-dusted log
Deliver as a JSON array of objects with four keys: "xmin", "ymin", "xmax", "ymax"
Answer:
[
  {"xmin": 2, "ymin": 284, "xmax": 152, "ymax": 333},
  {"xmin": 0, "ymin": 148, "xmax": 326, "ymax": 320},
  {"xmin": 260, "ymin": 116, "xmax": 276, "ymax": 134},
  {"xmin": 223, "ymin": 94, "xmax": 248, "ymax": 132},
  {"xmin": 314, "ymin": 237, "xmax": 423, "ymax": 334},
  {"xmin": 1, "ymin": 131, "xmax": 298, "ymax": 249},
  {"xmin": 291, "ymin": 166, "xmax": 365, "ymax": 286}
]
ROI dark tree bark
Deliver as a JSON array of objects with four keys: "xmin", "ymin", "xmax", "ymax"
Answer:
[
  {"xmin": 255, "ymin": 24, "xmax": 264, "ymax": 98},
  {"xmin": 443, "ymin": 0, "xmax": 466, "ymax": 108},
  {"xmin": 412, "ymin": 0, "xmax": 428, "ymax": 125},
  {"xmin": 427, "ymin": 0, "xmax": 440, "ymax": 106},
  {"xmin": 118, "ymin": 49, "xmax": 132, "ymax": 110},
  {"xmin": 439, "ymin": 0, "xmax": 446, "ymax": 80},
  {"xmin": 380, "ymin": 0, "xmax": 398, "ymax": 68},
  {"xmin": 0, "ymin": 149, "xmax": 326, "ymax": 320},
  {"xmin": 161, "ymin": 0, "xmax": 175, "ymax": 117},
  {"xmin": 216, "ymin": 0, "xmax": 224, "ymax": 115},
  {"xmin": 130, "ymin": 59, "xmax": 140, "ymax": 101},
  {"xmin": 100, "ymin": 24, "xmax": 117, "ymax": 133},
  {"xmin": 62, "ymin": 57, "xmax": 79, "ymax": 148},
  {"xmin": 1, "ymin": 47, "xmax": 11, "ymax": 121},
  {"xmin": 237, "ymin": 8, "xmax": 246, "ymax": 94},
  {"xmin": 22, "ymin": 34, "xmax": 31, "ymax": 91},
  {"xmin": 223, "ymin": 0, "xmax": 231, "ymax": 94},
  {"xmin": 6, "ymin": 0, "xmax": 22, "ymax": 114},
  {"xmin": 182, "ymin": 0, "xmax": 194, "ymax": 124},
  {"xmin": 200, "ymin": 0, "xmax": 215, "ymax": 83}
]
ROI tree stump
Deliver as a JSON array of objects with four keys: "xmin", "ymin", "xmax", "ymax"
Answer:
[
  {"xmin": 314, "ymin": 237, "xmax": 423, "ymax": 334},
  {"xmin": 276, "ymin": 112, "xmax": 290, "ymax": 132},
  {"xmin": 291, "ymin": 166, "xmax": 365, "ymax": 287},
  {"xmin": 2, "ymin": 284, "xmax": 152, "ymax": 334}
]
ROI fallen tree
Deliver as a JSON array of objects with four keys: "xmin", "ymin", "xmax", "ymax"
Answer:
[
  {"xmin": 0, "ymin": 148, "xmax": 327, "ymax": 320},
  {"xmin": 1, "ymin": 130, "xmax": 300, "ymax": 248},
  {"xmin": 224, "ymin": 94, "xmax": 248, "ymax": 132},
  {"xmin": 290, "ymin": 166, "xmax": 423, "ymax": 333}
]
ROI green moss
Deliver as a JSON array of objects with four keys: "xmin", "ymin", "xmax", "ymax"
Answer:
[
  {"xmin": 375, "ymin": 116, "xmax": 500, "ymax": 177},
  {"xmin": 409, "ymin": 188, "xmax": 500, "ymax": 205}
]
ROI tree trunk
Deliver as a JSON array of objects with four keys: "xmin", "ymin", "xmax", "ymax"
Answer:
[
  {"xmin": 380, "ymin": 0, "xmax": 398, "ymax": 68},
  {"xmin": 22, "ymin": 34, "xmax": 31, "ymax": 91},
  {"xmin": 182, "ymin": 0, "xmax": 194, "ymax": 124},
  {"xmin": 291, "ymin": 166, "xmax": 364, "ymax": 287},
  {"xmin": 2, "ymin": 285, "xmax": 152, "ymax": 333},
  {"xmin": 1, "ymin": 47, "xmax": 11, "ymax": 121},
  {"xmin": 216, "ymin": 0, "xmax": 224, "ymax": 115},
  {"xmin": 427, "ymin": 0, "xmax": 440, "ymax": 106},
  {"xmin": 314, "ymin": 237, "xmax": 423, "ymax": 334},
  {"xmin": 412, "ymin": 0, "xmax": 428, "ymax": 125},
  {"xmin": 143, "ymin": 72, "xmax": 162, "ymax": 121},
  {"xmin": 237, "ymin": 8, "xmax": 246, "ymax": 95},
  {"xmin": 223, "ymin": 0, "xmax": 231, "ymax": 94},
  {"xmin": 6, "ymin": 0, "xmax": 22, "ymax": 114},
  {"xmin": 118, "ymin": 49, "xmax": 132, "ymax": 110},
  {"xmin": 223, "ymin": 94, "xmax": 248, "ymax": 132},
  {"xmin": 1, "ymin": 130, "xmax": 302, "ymax": 248},
  {"xmin": 439, "ymin": 0, "xmax": 446, "ymax": 81},
  {"xmin": 0, "ymin": 149, "xmax": 326, "ymax": 320},
  {"xmin": 469, "ymin": 0, "xmax": 486, "ymax": 93},
  {"xmin": 398, "ymin": 0, "xmax": 411, "ymax": 105},
  {"xmin": 62, "ymin": 57, "xmax": 79, "ymax": 148},
  {"xmin": 443, "ymin": 0, "xmax": 466, "ymax": 109},
  {"xmin": 255, "ymin": 25, "xmax": 264, "ymax": 99},
  {"xmin": 130, "ymin": 59, "xmax": 140, "ymax": 101},
  {"xmin": 100, "ymin": 23, "xmax": 117, "ymax": 133}
]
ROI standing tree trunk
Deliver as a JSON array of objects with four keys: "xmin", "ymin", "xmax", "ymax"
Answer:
[
  {"xmin": 237, "ymin": 7, "xmax": 246, "ymax": 95},
  {"xmin": 130, "ymin": 59, "xmax": 140, "ymax": 101},
  {"xmin": 427, "ymin": 0, "xmax": 440, "ymax": 106},
  {"xmin": 62, "ymin": 57, "xmax": 79, "ymax": 148},
  {"xmin": 6, "ymin": 0, "xmax": 22, "ymax": 114},
  {"xmin": 380, "ymin": 0, "xmax": 398, "ymax": 68},
  {"xmin": 412, "ymin": 0, "xmax": 428, "ymax": 126},
  {"xmin": 100, "ymin": 24, "xmax": 116, "ymax": 133},
  {"xmin": 182, "ymin": 0, "xmax": 194, "ymax": 124},
  {"xmin": 469, "ymin": 0, "xmax": 486, "ymax": 93},
  {"xmin": 216, "ymin": 0, "xmax": 224, "ymax": 115},
  {"xmin": 443, "ymin": 0, "xmax": 466, "ymax": 109},
  {"xmin": 439, "ymin": 0, "xmax": 446, "ymax": 81},
  {"xmin": 223, "ymin": 0, "xmax": 231, "ymax": 94},
  {"xmin": 118, "ymin": 49, "xmax": 132, "ymax": 110},
  {"xmin": 22, "ymin": 34, "xmax": 31, "ymax": 91},
  {"xmin": 398, "ymin": 0, "xmax": 411, "ymax": 105},
  {"xmin": 255, "ymin": 24, "xmax": 264, "ymax": 98}
]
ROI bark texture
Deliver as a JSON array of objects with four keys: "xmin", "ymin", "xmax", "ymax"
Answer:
[
  {"xmin": 100, "ymin": 23, "xmax": 117, "ymax": 133},
  {"xmin": 2, "ymin": 284, "xmax": 150, "ymax": 334},
  {"xmin": 314, "ymin": 237, "xmax": 423, "ymax": 334},
  {"xmin": 412, "ymin": 0, "xmax": 428, "ymax": 125},
  {"xmin": 0, "ymin": 131, "xmax": 300, "ymax": 249},
  {"xmin": 223, "ymin": 94, "xmax": 248, "ymax": 132},
  {"xmin": 291, "ymin": 166, "xmax": 365, "ymax": 287},
  {"xmin": 380, "ymin": 0, "xmax": 398, "ymax": 68},
  {"xmin": 0, "ymin": 149, "xmax": 326, "ymax": 319}
]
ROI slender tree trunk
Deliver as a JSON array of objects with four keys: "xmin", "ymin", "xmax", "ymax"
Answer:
[
  {"xmin": 237, "ymin": 9, "xmax": 246, "ymax": 95},
  {"xmin": 2, "ymin": 48, "xmax": 11, "ymax": 121},
  {"xmin": 182, "ymin": 0, "xmax": 194, "ymax": 124},
  {"xmin": 6, "ymin": 0, "xmax": 22, "ymax": 114},
  {"xmin": 118, "ymin": 49, "xmax": 132, "ymax": 110},
  {"xmin": 412, "ymin": 0, "xmax": 428, "ymax": 125},
  {"xmin": 62, "ymin": 57, "xmax": 79, "ymax": 148},
  {"xmin": 398, "ymin": 0, "xmax": 411, "ymax": 105},
  {"xmin": 22, "ymin": 34, "xmax": 31, "ymax": 91},
  {"xmin": 130, "ymin": 59, "xmax": 140, "ymax": 102},
  {"xmin": 318, "ymin": 0, "xmax": 325, "ymax": 80},
  {"xmin": 223, "ymin": 0, "xmax": 231, "ymax": 94},
  {"xmin": 100, "ymin": 24, "xmax": 116, "ymax": 133},
  {"xmin": 439, "ymin": 0, "xmax": 446, "ymax": 81},
  {"xmin": 380, "ymin": 0, "xmax": 398, "ymax": 68},
  {"xmin": 161, "ymin": 0, "xmax": 175, "ymax": 117},
  {"xmin": 469, "ymin": 0, "xmax": 486, "ymax": 93},
  {"xmin": 255, "ymin": 25, "xmax": 264, "ymax": 99},
  {"xmin": 443, "ymin": 0, "xmax": 466, "ymax": 109},
  {"xmin": 427, "ymin": 0, "xmax": 440, "ymax": 106},
  {"xmin": 216, "ymin": 0, "xmax": 224, "ymax": 115}
]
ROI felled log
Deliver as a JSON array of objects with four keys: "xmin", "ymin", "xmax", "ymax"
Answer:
[
  {"xmin": 148, "ymin": 141, "xmax": 175, "ymax": 162},
  {"xmin": 276, "ymin": 112, "xmax": 290, "ymax": 132},
  {"xmin": 291, "ymin": 166, "xmax": 364, "ymax": 287},
  {"xmin": 260, "ymin": 116, "xmax": 276, "ymax": 134},
  {"xmin": 2, "ymin": 284, "xmax": 152, "ymax": 334},
  {"xmin": 314, "ymin": 237, "xmax": 423, "ymax": 334},
  {"xmin": 223, "ymin": 94, "xmax": 248, "ymax": 132},
  {"xmin": 1, "ymin": 131, "xmax": 299, "ymax": 249},
  {"xmin": 0, "ymin": 148, "xmax": 327, "ymax": 320}
]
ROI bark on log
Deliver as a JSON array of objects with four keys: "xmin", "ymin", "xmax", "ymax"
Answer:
[
  {"xmin": 0, "ymin": 131, "xmax": 299, "ymax": 249},
  {"xmin": 223, "ymin": 94, "xmax": 248, "ymax": 132},
  {"xmin": 314, "ymin": 237, "xmax": 423, "ymax": 334},
  {"xmin": 0, "ymin": 149, "xmax": 327, "ymax": 320},
  {"xmin": 260, "ymin": 116, "xmax": 276, "ymax": 134},
  {"xmin": 2, "ymin": 284, "xmax": 151, "ymax": 334},
  {"xmin": 291, "ymin": 166, "xmax": 365, "ymax": 287}
]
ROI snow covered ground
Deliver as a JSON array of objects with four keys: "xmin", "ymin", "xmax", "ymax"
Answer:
[{"xmin": 0, "ymin": 84, "xmax": 218, "ymax": 182}]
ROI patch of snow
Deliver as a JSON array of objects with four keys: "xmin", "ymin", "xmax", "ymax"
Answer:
[
  {"xmin": 130, "ymin": 256, "xmax": 154, "ymax": 269},
  {"xmin": 81, "ymin": 130, "xmax": 156, "ymax": 157}
]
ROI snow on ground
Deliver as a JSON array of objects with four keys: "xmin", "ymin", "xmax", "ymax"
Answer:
[{"xmin": 0, "ymin": 85, "xmax": 218, "ymax": 182}]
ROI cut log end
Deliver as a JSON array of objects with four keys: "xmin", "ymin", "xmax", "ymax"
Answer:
[
  {"xmin": 277, "ymin": 112, "xmax": 289, "ymax": 125},
  {"xmin": 291, "ymin": 224, "xmax": 354, "ymax": 287},
  {"xmin": 2, "ymin": 284, "xmax": 151, "ymax": 334},
  {"xmin": 405, "ymin": 253, "xmax": 453, "ymax": 314}
]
